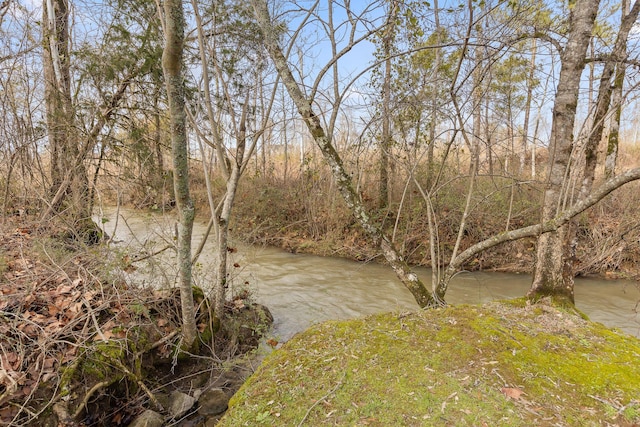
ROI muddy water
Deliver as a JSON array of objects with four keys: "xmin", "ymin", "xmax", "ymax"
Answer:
[{"xmin": 98, "ymin": 208, "xmax": 640, "ymax": 341}]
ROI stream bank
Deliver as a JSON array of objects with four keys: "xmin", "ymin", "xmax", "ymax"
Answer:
[
  {"xmin": 0, "ymin": 214, "xmax": 272, "ymax": 427},
  {"xmin": 225, "ymin": 176, "xmax": 640, "ymax": 281},
  {"xmin": 97, "ymin": 207, "xmax": 640, "ymax": 341}
]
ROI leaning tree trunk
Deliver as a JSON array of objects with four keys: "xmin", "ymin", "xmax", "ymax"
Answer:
[
  {"xmin": 162, "ymin": 0, "xmax": 198, "ymax": 349},
  {"xmin": 527, "ymin": 0, "xmax": 600, "ymax": 304},
  {"xmin": 251, "ymin": 0, "xmax": 437, "ymax": 308}
]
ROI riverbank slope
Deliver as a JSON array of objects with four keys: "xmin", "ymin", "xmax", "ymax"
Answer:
[
  {"xmin": 219, "ymin": 299, "xmax": 640, "ymax": 426},
  {"xmin": 0, "ymin": 215, "xmax": 271, "ymax": 426},
  {"xmin": 223, "ymin": 175, "xmax": 640, "ymax": 281}
]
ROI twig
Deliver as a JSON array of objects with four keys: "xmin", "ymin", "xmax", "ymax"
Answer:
[
  {"xmin": 114, "ymin": 358, "xmax": 165, "ymax": 412},
  {"xmin": 134, "ymin": 330, "xmax": 179, "ymax": 359},
  {"xmin": 72, "ymin": 380, "xmax": 112, "ymax": 419},
  {"xmin": 131, "ymin": 244, "xmax": 174, "ymax": 263},
  {"xmin": 9, "ymin": 395, "xmax": 42, "ymax": 421},
  {"xmin": 0, "ymin": 367, "xmax": 18, "ymax": 406},
  {"xmin": 588, "ymin": 394, "xmax": 621, "ymax": 410},
  {"xmin": 298, "ymin": 370, "xmax": 346, "ymax": 427},
  {"xmin": 83, "ymin": 298, "xmax": 107, "ymax": 342},
  {"xmin": 492, "ymin": 368, "xmax": 507, "ymax": 386}
]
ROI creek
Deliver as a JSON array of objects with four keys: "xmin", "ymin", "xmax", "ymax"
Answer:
[{"xmin": 98, "ymin": 208, "xmax": 640, "ymax": 341}]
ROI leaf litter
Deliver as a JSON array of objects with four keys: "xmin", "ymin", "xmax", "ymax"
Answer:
[{"xmin": 0, "ymin": 216, "xmax": 191, "ymax": 425}]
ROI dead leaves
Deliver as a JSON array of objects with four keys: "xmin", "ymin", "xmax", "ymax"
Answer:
[
  {"xmin": 500, "ymin": 386, "xmax": 545, "ymax": 417},
  {"xmin": 501, "ymin": 387, "xmax": 525, "ymax": 400},
  {"xmin": 0, "ymin": 219, "xmax": 169, "ymax": 425}
]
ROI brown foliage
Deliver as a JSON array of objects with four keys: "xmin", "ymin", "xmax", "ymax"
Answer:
[
  {"xmin": 0, "ymin": 211, "xmax": 273, "ymax": 426},
  {"xmin": 0, "ymin": 216, "xmax": 178, "ymax": 425},
  {"xmin": 197, "ymin": 169, "xmax": 640, "ymax": 280}
]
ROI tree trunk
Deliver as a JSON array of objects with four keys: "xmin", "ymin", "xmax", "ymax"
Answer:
[
  {"xmin": 527, "ymin": 0, "xmax": 600, "ymax": 304},
  {"xmin": 605, "ymin": 0, "xmax": 635, "ymax": 179},
  {"xmin": 154, "ymin": 94, "xmax": 166, "ymax": 193},
  {"xmin": 379, "ymin": 1, "xmax": 397, "ymax": 210},
  {"xmin": 426, "ymin": 0, "xmax": 442, "ymax": 188},
  {"xmin": 605, "ymin": 64, "xmax": 623, "ymax": 179},
  {"xmin": 470, "ymin": 45, "xmax": 483, "ymax": 176},
  {"xmin": 251, "ymin": 0, "xmax": 438, "ymax": 308},
  {"xmin": 520, "ymin": 39, "xmax": 537, "ymax": 177},
  {"xmin": 43, "ymin": 0, "xmax": 72, "ymax": 193},
  {"xmin": 42, "ymin": 0, "xmax": 92, "ymax": 229},
  {"xmin": 162, "ymin": 0, "xmax": 198, "ymax": 348},
  {"xmin": 211, "ymin": 104, "xmax": 248, "ymax": 319},
  {"xmin": 579, "ymin": 0, "xmax": 639, "ymax": 200}
]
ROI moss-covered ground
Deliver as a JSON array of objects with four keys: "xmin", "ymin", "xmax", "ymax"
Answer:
[{"xmin": 219, "ymin": 299, "xmax": 640, "ymax": 426}]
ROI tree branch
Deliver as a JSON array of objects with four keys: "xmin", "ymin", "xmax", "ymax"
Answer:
[{"xmin": 441, "ymin": 167, "xmax": 640, "ymax": 285}]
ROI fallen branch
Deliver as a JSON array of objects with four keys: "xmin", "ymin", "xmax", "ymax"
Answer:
[{"xmin": 114, "ymin": 358, "xmax": 165, "ymax": 412}]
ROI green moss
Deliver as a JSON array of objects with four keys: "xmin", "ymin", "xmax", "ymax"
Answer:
[
  {"xmin": 81, "ymin": 340, "xmax": 127, "ymax": 381},
  {"xmin": 498, "ymin": 297, "xmax": 528, "ymax": 308},
  {"xmin": 192, "ymin": 285, "xmax": 206, "ymax": 303},
  {"xmin": 622, "ymin": 402, "xmax": 640, "ymax": 421},
  {"xmin": 199, "ymin": 323, "xmax": 215, "ymax": 344},
  {"xmin": 220, "ymin": 300, "xmax": 640, "ymax": 426},
  {"xmin": 59, "ymin": 355, "xmax": 84, "ymax": 399}
]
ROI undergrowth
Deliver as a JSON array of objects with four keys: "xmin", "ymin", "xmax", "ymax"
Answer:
[{"xmin": 212, "ymin": 170, "xmax": 640, "ymax": 280}]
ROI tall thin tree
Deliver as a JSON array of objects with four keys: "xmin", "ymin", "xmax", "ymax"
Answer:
[
  {"xmin": 42, "ymin": 0, "xmax": 92, "ymax": 231},
  {"xmin": 161, "ymin": 0, "xmax": 198, "ymax": 348}
]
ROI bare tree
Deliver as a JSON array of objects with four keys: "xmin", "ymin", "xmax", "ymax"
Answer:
[
  {"xmin": 434, "ymin": 166, "xmax": 640, "ymax": 296},
  {"xmin": 188, "ymin": 0, "xmax": 277, "ymax": 320},
  {"xmin": 578, "ymin": 0, "xmax": 640, "ymax": 201},
  {"xmin": 251, "ymin": 0, "xmax": 439, "ymax": 307},
  {"xmin": 0, "ymin": 4, "xmax": 42, "ymax": 218},
  {"xmin": 40, "ymin": 0, "xmax": 148, "ymax": 241},
  {"xmin": 251, "ymin": 0, "xmax": 640, "ymax": 310},
  {"xmin": 528, "ymin": 0, "xmax": 640, "ymax": 304}
]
